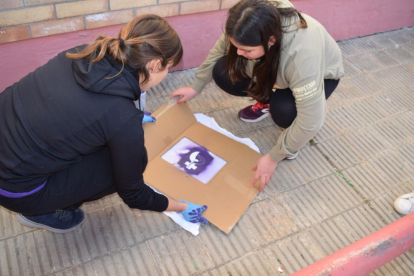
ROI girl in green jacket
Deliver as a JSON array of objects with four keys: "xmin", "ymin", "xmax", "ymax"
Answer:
[{"xmin": 172, "ymin": 0, "xmax": 344, "ymax": 191}]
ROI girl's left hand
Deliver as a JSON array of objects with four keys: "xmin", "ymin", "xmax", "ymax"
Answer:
[
  {"xmin": 252, "ymin": 154, "xmax": 278, "ymax": 191},
  {"xmin": 142, "ymin": 111, "xmax": 156, "ymax": 124}
]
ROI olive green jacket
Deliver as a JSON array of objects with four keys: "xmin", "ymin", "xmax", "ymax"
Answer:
[{"xmin": 191, "ymin": 0, "xmax": 344, "ymax": 162}]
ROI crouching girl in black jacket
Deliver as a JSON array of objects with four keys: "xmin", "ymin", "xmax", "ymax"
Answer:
[{"xmin": 0, "ymin": 14, "xmax": 208, "ymax": 233}]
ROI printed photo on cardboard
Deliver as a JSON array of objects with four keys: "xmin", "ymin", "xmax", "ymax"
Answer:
[{"xmin": 161, "ymin": 137, "xmax": 227, "ymax": 184}]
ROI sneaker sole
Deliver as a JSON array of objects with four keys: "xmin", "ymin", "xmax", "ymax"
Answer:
[
  {"xmin": 286, "ymin": 151, "xmax": 300, "ymax": 160},
  {"xmin": 239, "ymin": 113, "xmax": 270, "ymax": 123},
  {"xmin": 17, "ymin": 213, "xmax": 84, "ymax": 234}
]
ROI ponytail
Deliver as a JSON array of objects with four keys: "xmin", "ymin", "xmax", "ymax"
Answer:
[
  {"xmin": 67, "ymin": 35, "xmax": 128, "ymax": 78},
  {"xmin": 66, "ymin": 14, "xmax": 183, "ymax": 83}
]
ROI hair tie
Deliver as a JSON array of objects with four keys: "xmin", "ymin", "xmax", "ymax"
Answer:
[{"xmin": 118, "ymin": 38, "xmax": 125, "ymax": 47}]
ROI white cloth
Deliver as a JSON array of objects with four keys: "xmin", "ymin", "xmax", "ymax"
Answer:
[
  {"xmin": 149, "ymin": 113, "xmax": 260, "ymax": 236},
  {"xmin": 194, "ymin": 114, "xmax": 260, "ymax": 153}
]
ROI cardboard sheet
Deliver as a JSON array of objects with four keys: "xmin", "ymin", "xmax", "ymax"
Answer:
[{"xmin": 143, "ymin": 103, "xmax": 262, "ymax": 234}]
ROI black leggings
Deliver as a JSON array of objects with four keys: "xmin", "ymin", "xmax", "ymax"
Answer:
[
  {"xmin": 212, "ymin": 56, "xmax": 340, "ymax": 128},
  {"xmin": 0, "ymin": 148, "xmax": 116, "ymax": 215}
]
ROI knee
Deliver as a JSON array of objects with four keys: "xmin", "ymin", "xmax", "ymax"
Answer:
[
  {"xmin": 212, "ymin": 56, "xmax": 229, "ymax": 85},
  {"xmin": 212, "ymin": 56, "xmax": 250, "ymax": 97},
  {"xmin": 270, "ymin": 103, "xmax": 297, "ymax": 128}
]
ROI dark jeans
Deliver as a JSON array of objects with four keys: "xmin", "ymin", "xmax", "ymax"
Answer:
[
  {"xmin": 212, "ymin": 56, "xmax": 340, "ymax": 128},
  {"xmin": 0, "ymin": 148, "xmax": 116, "ymax": 215}
]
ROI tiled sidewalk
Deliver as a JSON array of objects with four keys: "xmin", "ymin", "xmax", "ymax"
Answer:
[{"xmin": 1, "ymin": 27, "xmax": 414, "ymax": 276}]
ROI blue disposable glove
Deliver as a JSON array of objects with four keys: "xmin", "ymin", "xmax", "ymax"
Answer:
[
  {"xmin": 142, "ymin": 112, "xmax": 156, "ymax": 124},
  {"xmin": 178, "ymin": 201, "xmax": 208, "ymax": 224}
]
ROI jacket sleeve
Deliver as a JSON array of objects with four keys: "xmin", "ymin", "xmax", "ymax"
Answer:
[
  {"xmin": 268, "ymin": 57, "xmax": 326, "ymax": 163},
  {"xmin": 107, "ymin": 114, "xmax": 169, "ymax": 212},
  {"xmin": 191, "ymin": 33, "xmax": 227, "ymax": 92}
]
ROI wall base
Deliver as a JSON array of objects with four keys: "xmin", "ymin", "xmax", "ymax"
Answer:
[{"xmin": 1, "ymin": 0, "xmax": 413, "ymax": 92}]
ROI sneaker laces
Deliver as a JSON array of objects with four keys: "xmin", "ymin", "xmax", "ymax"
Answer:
[
  {"xmin": 251, "ymin": 101, "xmax": 269, "ymax": 112},
  {"xmin": 56, "ymin": 210, "xmax": 71, "ymax": 220}
]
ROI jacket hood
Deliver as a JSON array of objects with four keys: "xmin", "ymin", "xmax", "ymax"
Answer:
[
  {"xmin": 280, "ymin": 14, "xmax": 302, "ymax": 51},
  {"xmin": 268, "ymin": 0, "xmax": 301, "ymax": 50},
  {"xmin": 71, "ymin": 50, "xmax": 141, "ymax": 101}
]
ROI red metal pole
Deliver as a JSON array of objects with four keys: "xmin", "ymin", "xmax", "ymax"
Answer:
[{"xmin": 292, "ymin": 213, "xmax": 414, "ymax": 276}]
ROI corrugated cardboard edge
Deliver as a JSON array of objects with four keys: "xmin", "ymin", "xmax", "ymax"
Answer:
[{"xmin": 143, "ymin": 103, "xmax": 196, "ymax": 162}]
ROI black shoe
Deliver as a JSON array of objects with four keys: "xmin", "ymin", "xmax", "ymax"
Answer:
[{"xmin": 17, "ymin": 209, "xmax": 85, "ymax": 233}]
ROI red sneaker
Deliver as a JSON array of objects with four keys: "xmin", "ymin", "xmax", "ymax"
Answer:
[{"xmin": 238, "ymin": 102, "xmax": 270, "ymax": 122}]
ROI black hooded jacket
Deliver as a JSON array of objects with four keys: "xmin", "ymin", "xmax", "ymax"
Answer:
[{"xmin": 0, "ymin": 46, "xmax": 168, "ymax": 212}]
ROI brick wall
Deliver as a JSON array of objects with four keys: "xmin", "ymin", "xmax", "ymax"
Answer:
[{"xmin": 0, "ymin": 0, "xmax": 240, "ymax": 44}]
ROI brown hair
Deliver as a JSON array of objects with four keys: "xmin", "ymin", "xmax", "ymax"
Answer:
[
  {"xmin": 67, "ymin": 14, "xmax": 183, "ymax": 84},
  {"xmin": 226, "ymin": 0, "xmax": 307, "ymax": 102}
]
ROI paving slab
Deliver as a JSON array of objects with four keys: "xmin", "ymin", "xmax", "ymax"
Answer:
[{"xmin": 1, "ymin": 27, "xmax": 414, "ymax": 275}]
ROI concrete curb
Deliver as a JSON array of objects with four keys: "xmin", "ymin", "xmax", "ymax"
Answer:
[{"xmin": 292, "ymin": 213, "xmax": 414, "ymax": 276}]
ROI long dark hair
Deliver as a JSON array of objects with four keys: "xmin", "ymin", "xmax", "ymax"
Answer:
[
  {"xmin": 67, "ymin": 14, "xmax": 183, "ymax": 84},
  {"xmin": 226, "ymin": 0, "xmax": 307, "ymax": 102}
]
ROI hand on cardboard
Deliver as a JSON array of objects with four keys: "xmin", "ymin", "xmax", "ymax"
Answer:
[
  {"xmin": 252, "ymin": 154, "xmax": 278, "ymax": 191},
  {"xmin": 171, "ymin": 87, "xmax": 198, "ymax": 104},
  {"xmin": 142, "ymin": 112, "xmax": 156, "ymax": 124},
  {"xmin": 178, "ymin": 200, "xmax": 209, "ymax": 224}
]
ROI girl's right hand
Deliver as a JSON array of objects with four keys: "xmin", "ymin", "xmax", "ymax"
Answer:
[{"xmin": 171, "ymin": 87, "xmax": 198, "ymax": 104}]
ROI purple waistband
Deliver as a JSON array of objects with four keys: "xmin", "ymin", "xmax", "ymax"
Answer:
[{"xmin": 0, "ymin": 181, "xmax": 46, "ymax": 198}]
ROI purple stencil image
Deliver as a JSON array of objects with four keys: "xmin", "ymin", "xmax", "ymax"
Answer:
[
  {"xmin": 177, "ymin": 147, "xmax": 214, "ymax": 175},
  {"xmin": 161, "ymin": 137, "xmax": 227, "ymax": 184}
]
